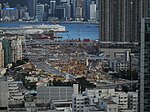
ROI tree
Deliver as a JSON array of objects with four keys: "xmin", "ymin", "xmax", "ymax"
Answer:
[
  {"xmin": 76, "ymin": 77, "xmax": 95, "ymax": 92},
  {"xmin": 122, "ymin": 85, "xmax": 129, "ymax": 93}
]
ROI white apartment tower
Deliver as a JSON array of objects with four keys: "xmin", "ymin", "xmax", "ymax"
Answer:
[
  {"xmin": 90, "ymin": 1, "xmax": 96, "ymax": 20},
  {"xmin": 36, "ymin": 4, "xmax": 44, "ymax": 21}
]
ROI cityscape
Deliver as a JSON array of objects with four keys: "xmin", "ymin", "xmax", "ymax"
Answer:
[
  {"xmin": 0, "ymin": 0, "xmax": 148, "ymax": 112},
  {"xmin": 0, "ymin": 0, "xmax": 99, "ymax": 22}
]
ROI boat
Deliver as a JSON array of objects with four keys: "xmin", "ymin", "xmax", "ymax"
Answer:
[{"xmin": 19, "ymin": 24, "xmax": 66, "ymax": 34}]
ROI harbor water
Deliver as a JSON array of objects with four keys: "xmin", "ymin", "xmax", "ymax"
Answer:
[{"xmin": 0, "ymin": 22, "xmax": 99, "ymax": 40}]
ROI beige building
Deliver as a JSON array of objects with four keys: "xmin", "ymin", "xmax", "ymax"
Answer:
[
  {"xmin": 11, "ymin": 36, "xmax": 22, "ymax": 62},
  {"xmin": 0, "ymin": 42, "xmax": 4, "ymax": 68}
]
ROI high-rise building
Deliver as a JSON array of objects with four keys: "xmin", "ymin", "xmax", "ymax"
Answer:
[
  {"xmin": 1, "ymin": 8, "xmax": 19, "ymax": 21},
  {"xmin": 49, "ymin": 0, "xmax": 56, "ymax": 17},
  {"xmin": 96, "ymin": 0, "xmax": 99, "ymax": 9},
  {"xmin": 11, "ymin": 37, "xmax": 22, "ymax": 63},
  {"xmin": 65, "ymin": 0, "xmax": 71, "ymax": 19},
  {"xmin": 3, "ymin": 3, "xmax": 10, "ymax": 8},
  {"xmin": 96, "ymin": 0, "xmax": 99, "ymax": 21},
  {"xmin": 36, "ymin": 4, "xmax": 45, "ymax": 21},
  {"xmin": 2, "ymin": 39, "xmax": 12, "ymax": 67},
  {"xmin": 27, "ymin": 0, "xmax": 37, "ymax": 18},
  {"xmin": 76, "ymin": 0, "xmax": 83, "ymax": 7},
  {"xmin": 139, "ymin": 0, "xmax": 150, "ymax": 18},
  {"xmin": 0, "ymin": 42, "xmax": 4, "ymax": 68},
  {"xmin": 55, "ymin": 7, "xmax": 65, "ymax": 19},
  {"xmin": 90, "ymin": 1, "xmax": 96, "ymax": 20},
  {"xmin": 139, "ymin": 18, "xmax": 150, "ymax": 112},
  {"xmin": 75, "ymin": 0, "xmax": 83, "ymax": 19},
  {"xmin": 75, "ymin": 7, "xmax": 82, "ymax": 18},
  {"xmin": 70, "ymin": 0, "xmax": 76, "ymax": 18},
  {"xmin": 83, "ymin": 0, "xmax": 91, "ymax": 19},
  {"xmin": 0, "ymin": 4, "xmax": 2, "ymax": 10},
  {"xmin": 139, "ymin": 1, "xmax": 150, "ymax": 112},
  {"xmin": 99, "ymin": 0, "xmax": 139, "ymax": 42}
]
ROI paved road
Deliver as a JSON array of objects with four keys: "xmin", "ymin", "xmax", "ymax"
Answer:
[
  {"xmin": 32, "ymin": 62, "xmax": 76, "ymax": 80},
  {"xmin": 25, "ymin": 39, "xmax": 93, "ymax": 45},
  {"xmin": 96, "ymin": 80, "xmax": 138, "ymax": 88}
]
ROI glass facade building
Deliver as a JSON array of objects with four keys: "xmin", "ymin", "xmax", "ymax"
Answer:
[
  {"xmin": 27, "ymin": 0, "xmax": 37, "ymax": 18},
  {"xmin": 140, "ymin": 18, "xmax": 150, "ymax": 112},
  {"xmin": 2, "ymin": 39, "xmax": 12, "ymax": 67}
]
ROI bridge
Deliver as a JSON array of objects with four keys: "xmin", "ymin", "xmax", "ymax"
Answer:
[{"xmin": 96, "ymin": 80, "xmax": 138, "ymax": 88}]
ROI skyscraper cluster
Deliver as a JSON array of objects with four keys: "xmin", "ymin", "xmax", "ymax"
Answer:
[
  {"xmin": 0, "ymin": 37, "xmax": 22, "ymax": 68},
  {"xmin": 99, "ymin": 0, "xmax": 150, "ymax": 112},
  {"xmin": 0, "ymin": 0, "xmax": 100, "ymax": 21}
]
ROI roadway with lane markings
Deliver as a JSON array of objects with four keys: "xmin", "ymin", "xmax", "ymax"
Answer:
[{"xmin": 32, "ymin": 62, "xmax": 76, "ymax": 80}]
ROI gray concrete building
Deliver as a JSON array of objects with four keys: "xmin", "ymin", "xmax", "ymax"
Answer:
[
  {"xmin": 140, "ymin": 18, "xmax": 150, "ymax": 112},
  {"xmin": 139, "ymin": 1, "xmax": 150, "ymax": 112},
  {"xmin": 37, "ymin": 84, "xmax": 78, "ymax": 103},
  {"xmin": 0, "ymin": 77, "xmax": 8, "ymax": 110}
]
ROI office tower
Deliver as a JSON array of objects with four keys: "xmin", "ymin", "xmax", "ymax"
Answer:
[
  {"xmin": 27, "ymin": 0, "xmax": 37, "ymax": 18},
  {"xmin": 36, "ymin": 4, "xmax": 44, "ymax": 21},
  {"xmin": 75, "ymin": 7, "xmax": 82, "ymax": 18},
  {"xmin": 96, "ymin": 0, "xmax": 99, "ymax": 21},
  {"xmin": 66, "ymin": 4, "xmax": 71, "ymax": 19},
  {"xmin": 83, "ymin": 0, "xmax": 91, "ymax": 19},
  {"xmin": 90, "ymin": 1, "xmax": 96, "ymax": 20},
  {"xmin": 55, "ymin": 2, "xmax": 71, "ymax": 20},
  {"xmin": 56, "ymin": 0, "xmax": 61, "ymax": 5},
  {"xmin": 55, "ymin": 6, "xmax": 66, "ymax": 19},
  {"xmin": 2, "ymin": 39, "xmax": 12, "ymax": 67},
  {"xmin": 16, "ymin": 5, "xmax": 26, "ymax": 19},
  {"xmin": 139, "ymin": 18, "xmax": 150, "ymax": 112},
  {"xmin": 139, "ymin": 0, "xmax": 150, "ymax": 18},
  {"xmin": 139, "ymin": 1, "xmax": 150, "ymax": 112},
  {"xmin": 0, "ymin": 4, "xmax": 2, "ymax": 10},
  {"xmin": 76, "ymin": 0, "xmax": 83, "ymax": 7},
  {"xmin": 75, "ymin": 0, "xmax": 83, "ymax": 18},
  {"xmin": 96, "ymin": 0, "xmax": 99, "ymax": 9},
  {"xmin": 70, "ymin": 0, "xmax": 76, "ymax": 18},
  {"xmin": 65, "ymin": 0, "xmax": 71, "ymax": 19},
  {"xmin": 99, "ymin": 0, "xmax": 139, "ymax": 42},
  {"xmin": 1, "ymin": 8, "xmax": 19, "ymax": 21},
  {"xmin": 57, "ymin": 1, "xmax": 71, "ymax": 20},
  {"xmin": 49, "ymin": 0, "xmax": 56, "ymax": 17}
]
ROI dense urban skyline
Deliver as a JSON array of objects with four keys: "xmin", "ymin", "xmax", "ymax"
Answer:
[
  {"xmin": 0, "ymin": 0, "xmax": 99, "ymax": 21},
  {"xmin": 0, "ymin": 0, "xmax": 149, "ymax": 112}
]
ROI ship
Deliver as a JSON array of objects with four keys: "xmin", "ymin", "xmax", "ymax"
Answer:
[
  {"xmin": 1, "ymin": 24, "xmax": 66, "ymax": 34},
  {"xmin": 23, "ymin": 24, "xmax": 66, "ymax": 33},
  {"xmin": 23, "ymin": 24, "xmax": 65, "ymax": 40}
]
